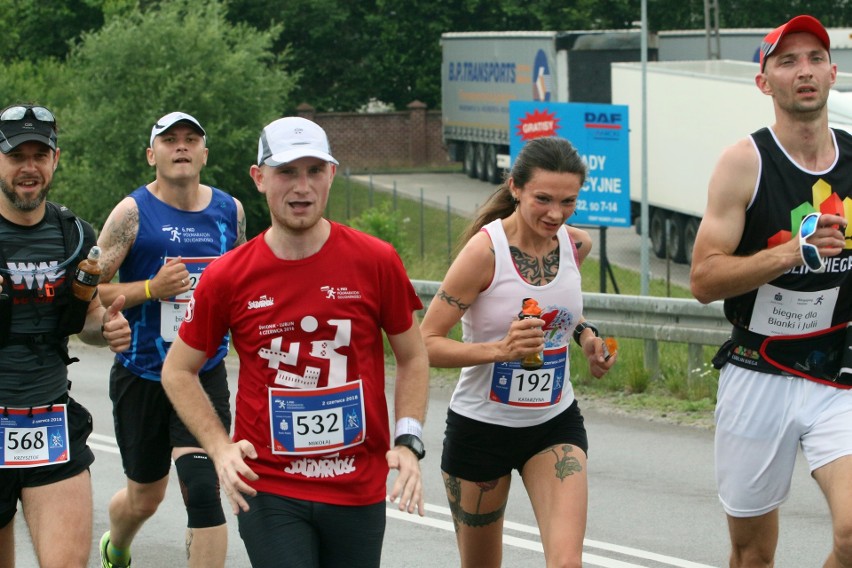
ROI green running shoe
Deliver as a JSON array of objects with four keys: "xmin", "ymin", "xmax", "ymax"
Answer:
[{"xmin": 100, "ymin": 530, "xmax": 132, "ymax": 567}]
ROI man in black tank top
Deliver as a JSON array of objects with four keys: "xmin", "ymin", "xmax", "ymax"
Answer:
[
  {"xmin": 0, "ymin": 102, "xmax": 131, "ymax": 567},
  {"xmin": 690, "ymin": 15, "xmax": 852, "ymax": 568}
]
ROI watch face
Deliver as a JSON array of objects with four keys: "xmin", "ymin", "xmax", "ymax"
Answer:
[
  {"xmin": 397, "ymin": 434, "xmax": 425, "ymax": 459},
  {"xmin": 410, "ymin": 438, "xmax": 424, "ymax": 458}
]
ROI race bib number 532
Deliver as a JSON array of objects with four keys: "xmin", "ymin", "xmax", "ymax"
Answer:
[{"xmin": 268, "ymin": 381, "xmax": 366, "ymax": 455}]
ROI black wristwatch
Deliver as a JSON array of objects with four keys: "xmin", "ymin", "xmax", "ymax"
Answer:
[
  {"xmin": 394, "ymin": 434, "xmax": 426, "ymax": 460},
  {"xmin": 573, "ymin": 321, "xmax": 599, "ymax": 347}
]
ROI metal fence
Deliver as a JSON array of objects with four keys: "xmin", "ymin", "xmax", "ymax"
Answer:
[{"xmin": 411, "ymin": 280, "xmax": 730, "ymax": 381}]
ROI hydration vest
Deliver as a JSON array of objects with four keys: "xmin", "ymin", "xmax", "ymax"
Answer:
[{"xmin": 0, "ymin": 202, "xmax": 93, "ymax": 364}]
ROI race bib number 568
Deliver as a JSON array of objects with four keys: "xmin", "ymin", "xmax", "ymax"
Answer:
[{"xmin": 0, "ymin": 405, "xmax": 70, "ymax": 468}]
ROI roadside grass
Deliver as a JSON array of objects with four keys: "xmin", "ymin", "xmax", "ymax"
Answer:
[{"xmin": 327, "ymin": 175, "xmax": 719, "ymax": 424}]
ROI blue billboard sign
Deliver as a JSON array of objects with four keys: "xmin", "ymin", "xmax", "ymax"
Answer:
[{"xmin": 509, "ymin": 101, "xmax": 631, "ymax": 227}]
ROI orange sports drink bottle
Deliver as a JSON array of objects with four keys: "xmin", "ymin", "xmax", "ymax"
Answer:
[
  {"xmin": 518, "ymin": 298, "xmax": 544, "ymax": 370},
  {"xmin": 72, "ymin": 246, "xmax": 101, "ymax": 302},
  {"xmin": 603, "ymin": 336, "xmax": 618, "ymax": 362}
]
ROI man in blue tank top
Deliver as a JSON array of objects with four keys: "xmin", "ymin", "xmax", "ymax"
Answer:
[
  {"xmin": 691, "ymin": 15, "xmax": 852, "ymax": 567},
  {"xmin": 96, "ymin": 112, "xmax": 246, "ymax": 568}
]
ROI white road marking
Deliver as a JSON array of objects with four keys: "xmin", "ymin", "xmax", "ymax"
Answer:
[
  {"xmin": 90, "ymin": 435, "xmax": 712, "ymax": 568},
  {"xmin": 387, "ymin": 501, "xmax": 717, "ymax": 568}
]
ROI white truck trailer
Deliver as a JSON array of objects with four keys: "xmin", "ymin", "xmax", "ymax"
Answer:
[
  {"xmin": 611, "ymin": 59, "xmax": 852, "ymax": 264},
  {"xmin": 441, "ymin": 30, "xmax": 652, "ymax": 183}
]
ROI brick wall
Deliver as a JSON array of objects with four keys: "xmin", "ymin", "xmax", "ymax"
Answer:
[{"xmin": 296, "ymin": 101, "xmax": 452, "ymax": 171}]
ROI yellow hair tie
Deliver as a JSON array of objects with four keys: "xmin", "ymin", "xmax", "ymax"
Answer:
[{"xmin": 144, "ymin": 279, "xmax": 152, "ymax": 300}]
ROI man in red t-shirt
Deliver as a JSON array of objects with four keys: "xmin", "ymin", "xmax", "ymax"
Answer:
[{"xmin": 162, "ymin": 116, "xmax": 429, "ymax": 567}]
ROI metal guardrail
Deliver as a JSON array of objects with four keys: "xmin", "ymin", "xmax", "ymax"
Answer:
[{"xmin": 411, "ymin": 279, "xmax": 730, "ymax": 380}]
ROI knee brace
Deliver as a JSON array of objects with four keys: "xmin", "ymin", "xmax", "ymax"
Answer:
[{"xmin": 175, "ymin": 452, "xmax": 226, "ymax": 529}]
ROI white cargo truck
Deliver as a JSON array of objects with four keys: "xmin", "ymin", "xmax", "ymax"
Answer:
[
  {"xmin": 441, "ymin": 30, "xmax": 652, "ymax": 183},
  {"xmin": 611, "ymin": 59, "xmax": 852, "ymax": 264}
]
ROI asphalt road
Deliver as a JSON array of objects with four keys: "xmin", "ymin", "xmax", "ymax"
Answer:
[
  {"xmin": 12, "ymin": 344, "xmax": 833, "ymax": 567},
  {"xmin": 349, "ymin": 172, "xmax": 692, "ymax": 291}
]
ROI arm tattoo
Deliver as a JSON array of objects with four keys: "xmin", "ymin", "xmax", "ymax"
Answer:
[
  {"xmin": 444, "ymin": 475, "xmax": 506, "ymax": 531},
  {"xmin": 99, "ymin": 206, "xmax": 139, "ymax": 281},
  {"xmin": 235, "ymin": 214, "xmax": 247, "ymax": 246},
  {"xmin": 438, "ymin": 289, "xmax": 471, "ymax": 313},
  {"xmin": 536, "ymin": 444, "xmax": 583, "ymax": 482}
]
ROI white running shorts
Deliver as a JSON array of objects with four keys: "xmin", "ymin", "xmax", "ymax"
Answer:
[{"xmin": 715, "ymin": 364, "xmax": 852, "ymax": 517}]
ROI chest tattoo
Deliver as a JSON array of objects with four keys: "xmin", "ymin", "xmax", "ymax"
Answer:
[{"xmin": 509, "ymin": 245, "xmax": 560, "ymax": 285}]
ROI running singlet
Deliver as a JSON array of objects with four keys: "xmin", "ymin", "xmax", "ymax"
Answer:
[
  {"xmin": 179, "ymin": 222, "xmax": 422, "ymax": 506},
  {"xmin": 724, "ymin": 127, "xmax": 852, "ymax": 335},
  {"xmin": 115, "ymin": 186, "xmax": 238, "ymax": 380},
  {"xmin": 449, "ymin": 219, "xmax": 583, "ymax": 428}
]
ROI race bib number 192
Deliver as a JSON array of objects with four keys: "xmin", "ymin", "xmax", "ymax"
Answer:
[{"xmin": 490, "ymin": 346, "xmax": 567, "ymax": 407}]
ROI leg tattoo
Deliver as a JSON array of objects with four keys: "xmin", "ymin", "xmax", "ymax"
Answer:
[
  {"xmin": 445, "ymin": 475, "xmax": 506, "ymax": 531},
  {"xmin": 538, "ymin": 444, "xmax": 583, "ymax": 481}
]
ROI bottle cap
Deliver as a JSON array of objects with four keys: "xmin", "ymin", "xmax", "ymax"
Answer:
[
  {"xmin": 520, "ymin": 297, "xmax": 542, "ymax": 316},
  {"xmin": 603, "ymin": 337, "xmax": 618, "ymax": 361}
]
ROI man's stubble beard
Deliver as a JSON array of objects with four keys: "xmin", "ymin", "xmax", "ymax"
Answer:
[{"xmin": 0, "ymin": 177, "xmax": 50, "ymax": 212}]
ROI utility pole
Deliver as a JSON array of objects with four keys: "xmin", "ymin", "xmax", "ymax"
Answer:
[
  {"xmin": 640, "ymin": 0, "xmax": 649, "ymax": 296},
  {"xmin": 704, "ymin": 0, "xmax": 721, "ymax": 59}
]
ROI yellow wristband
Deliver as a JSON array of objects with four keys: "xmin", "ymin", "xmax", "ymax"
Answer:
[{"xmin": 144, "ymin": 279, "xmax": 152, "ymax": 300}]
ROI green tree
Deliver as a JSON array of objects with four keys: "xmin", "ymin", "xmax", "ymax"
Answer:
[
  {"xmin": 0, "ymin": 59, "xmax": 70, "ymax": 111},
  {"xmin": 711, "ymin": 0, "xmax": 852, "ymax": 29},
  {"xmin": 225, "ymin": 0, "xmax": 684, "ymax": 113},
  {"xmin": 349, "ymin": 201, "xmax": 411, "ymax": 260},
  {"xmin": 646, "ymin": 0, "xmax": 852, "ymax": 31},
  {"xmin": 501, "ymin": 0, "xmax": 637, "ymax": 29},
  {"xmin": 227, "ymin": 0, "xmax": 375, "ymax": 112},
  {"xmin": 6, "ymin": 0, "xmax": 852, "ymax": 171},
  {"xmin": 54, "ymin": 0, "xmax": 295, "ymax": 236},
  {"xmin": 0, "ymin": 0, "xmax": 103, "ymax": 63}
]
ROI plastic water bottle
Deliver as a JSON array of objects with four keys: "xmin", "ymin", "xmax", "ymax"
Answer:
[
  {"xmin": 519, "ymin": 297, "xmax": 544, "ymax": 370},
  {"xmin": 72, "ymin": 246, "xmax": 101, "ymax": 301}
]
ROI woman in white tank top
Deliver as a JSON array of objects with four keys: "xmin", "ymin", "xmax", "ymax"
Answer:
[{"xmin": 421, "ymin": 137, "xmax": 617, "ymax": 567}]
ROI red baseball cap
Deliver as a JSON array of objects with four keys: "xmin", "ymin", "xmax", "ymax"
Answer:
[{"xmin": 760, "ymin": 15, "xmax": 830, "ymax": 71}]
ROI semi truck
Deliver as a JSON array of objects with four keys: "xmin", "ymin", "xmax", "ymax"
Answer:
[
  {"xmin": 440, "ymin": 30, "xmax": 654, "ymax": 183},
  {"xmin": 440, "ymin": 31, "xmax": 852, "ymax": 265},
  {"xmin": 610, "ymin": 59, "xmax": 852, "ymax": 265}
]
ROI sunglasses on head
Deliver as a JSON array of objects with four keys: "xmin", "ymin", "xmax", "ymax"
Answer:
[
  {"xmin": 0, "ymin": 105, "xmax": 56, "ymax": 124},
  {"xmin": 799, "ymin": 212, "xmax": 826, "ymax": 273}
]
